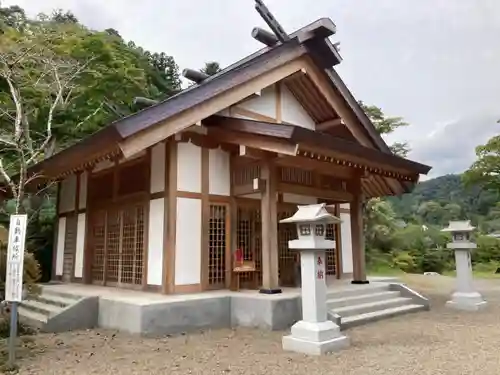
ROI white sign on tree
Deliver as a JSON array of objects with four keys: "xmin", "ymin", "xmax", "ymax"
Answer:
[{"xmin": 5, "ymin": 215, "xmax": 27, "ymax": 302}]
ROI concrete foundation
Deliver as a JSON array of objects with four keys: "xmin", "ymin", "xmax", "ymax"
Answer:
[
  {"xmin": 446, "ymin": 291, "xmax": 487, "ymax": 312},
  {"xmin": 282, "ymin": 320, "xmax": 349, "ymax": 355},
  {"xmin": 37, "ymin": 278, "xmax": 426, "ymax": 336}
]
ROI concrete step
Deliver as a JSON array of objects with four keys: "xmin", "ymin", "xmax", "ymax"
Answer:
[
  {"xmin": 20, "ymin": 299, "xmax": 63, "ymax": 317},
  {"xmin": 334, "ymin": 297, "xmax": 412, "ymax": 318},
  {"xmin": 41, "ymin": 289, "xmax": 83, "ymax": 301},
  {"xmin": 35, "ymin": 293, "xmax": 76, "ymax": 308},
  {"xmin": 18, "ymin": 306, "xmax": 47, "ymax": 330},
  {"xmin": 326, "ymin": 283, "xmax": 390, "ymax": 300},
  {"xmin": 341, "ymin": 304, "xmax": 426, "ymax": 329},
  {"xmin": 327, "ymin": 291, "xmax": 401, "ymax": 309}
]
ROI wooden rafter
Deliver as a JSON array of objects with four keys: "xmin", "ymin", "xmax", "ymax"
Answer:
[
  {"xmin": 316, "ymin": 118, "xmax": 343, "ymax": 131},
  {"xmin": 119, "ymin": 58, "xmax": 307, "ymax": 158}
]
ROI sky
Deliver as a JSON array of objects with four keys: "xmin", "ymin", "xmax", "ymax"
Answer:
[{"xmin": 7, "ymin": 0, "xmax": 500, "ymax": 179}]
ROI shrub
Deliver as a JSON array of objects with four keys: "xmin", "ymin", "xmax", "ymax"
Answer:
[
  {"xmin": 0, "ymin": 242, "xmax": 41, "ymax": 300},
  {"xmin": 415, "ymin": 247, "xmax": 450, "ymax": 274},
  {"xmin": 391, "ymin": 251, "xmax": 417, "ymax": 273}
]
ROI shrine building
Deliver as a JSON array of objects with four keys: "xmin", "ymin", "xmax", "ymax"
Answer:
[{"xmin": 18, "ymin": 18, "xmax": 430, "ymax": 297}]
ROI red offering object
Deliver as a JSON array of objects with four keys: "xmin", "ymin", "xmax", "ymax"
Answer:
[{"xmin": 235, "ymin": 248, "xmax": 243, "ymax": 263}]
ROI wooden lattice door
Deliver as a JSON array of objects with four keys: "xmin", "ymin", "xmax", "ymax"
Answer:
[
  {"xmin": 89, "ymin": 202, "xmax": 145, "ymax": 288},
  {"xmin": 278, "ymin": 208, "xmax": 298, "ymax": 286},
  {"xmin": 63, "ymin": 215, "xmax": 77, "ymax": 282},
  {"xmin": 236, "ymin": 205, "xmax": 262, "ymax": 288},
  {"xmin": 208, "ymin": 204, "xmax": 229, "ymax": 289},
  {"xmin": 325, "ymin": 224, "xmax": 336, "ymax": 276}
]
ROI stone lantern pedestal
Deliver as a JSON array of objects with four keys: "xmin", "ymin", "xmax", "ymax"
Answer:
[
  {"xmin": 280, "ymin": 204, "xmax": 349, "ymax": 355},
  {"xmin": 442, "ymin": 221, "xmax": 487, "ymax": 311}
]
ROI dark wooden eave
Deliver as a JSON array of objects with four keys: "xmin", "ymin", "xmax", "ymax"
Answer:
[{"xmin": 205, "ymin": 116, "xmax": 431, "ymax": 175}]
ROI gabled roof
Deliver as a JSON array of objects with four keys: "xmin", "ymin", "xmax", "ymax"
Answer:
[{"xmin": 23, "ymin": 17, "xmax": 429, "ymax": 188}]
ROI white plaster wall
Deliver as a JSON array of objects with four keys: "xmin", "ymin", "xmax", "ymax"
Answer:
[
  {"xmin": 236, "ymin": 85, "xmax": 276, "ymax": 119},
  {"xmin": 175, "ymin": 197, "xmax": 201, "ymax": 285},
  {"xmin": 147, "ymin": 198, "xmax": 165, "ymax": 285},
  {"xmin": 209, "ymin": 148, "xmax": 230, "ymax": 196},
  {"xmin": 150, "ymin": 143, "xmax": 166, "ymax": 193},
  {"xmin": 281, "ymin": 86, "xmax": 316, "ymax": 130},
  {"xmin": 59, "ymin": 175, "xmax": 77, "ymax": 214},
  {"xmin": 74, "ymin": 213, "xmax": 86, "ymax": 278},
  {"xmin": 55, "ymin": 217, "xmax": 66, "ymax": 276},
  {"xmin": 282, "ymin": 194, "xmax": 317, "ymax": 205},
  {"xmin": 177, "ymin": 143, "xmax": 201, "ymax": 193},
  {"xmin": 340, "ymin": 207, "xmax": 353, "ymax": 274}
]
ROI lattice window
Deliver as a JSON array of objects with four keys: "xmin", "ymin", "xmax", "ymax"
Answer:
[
  {"xmin": 232, "ymin": 164, "xmax": 261, "ymax": 186},
  {"xmin": 63, "ymin": 215, "xmax": 77, "ymax": 282},
  {"xmin": 278, "ymin": 210, "xmax": 298, "ymax": 286},
  {"xmin": 208, "ymin": 204, "xmax": 227, "ymax": 287},
  {"xmin": 91, "ymin": 211, "xmax": 106, "ymax": 282},
  {"xmin": 105, "ymin": 210, "xmax": 121, "ymax": 283},
  {"xmin": 121, "ymin": 207, "xmax": 136, "ymax": 284},
  {"xmin": 134, "ymin": 205, "xmax": 145, "ymax": 285},
  {"xmin": 325, "ymin": 224, "xmax": 336, "ymax": 275},
  {"xmin": 236, "ymin": 206, "xmax": 262, "ymax": 285},
  {"xmin": 280, "ymin": 167, "xmax": 313, "ymax": 186}
]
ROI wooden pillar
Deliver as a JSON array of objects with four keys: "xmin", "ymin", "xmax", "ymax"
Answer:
[
  {"xmin": 350, "ymin": 178, "xmax": 368, "ymax": 284},
  {"xmin": 259, "ymin": 159, "xmax": 281, "ymax": 294},
  {"xmin": 163, "ymin": 140, "xmax": 177, "ymax": 294}
]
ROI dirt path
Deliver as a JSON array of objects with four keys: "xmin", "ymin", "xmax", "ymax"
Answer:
[{"xmin": 14, "ymin": 276, "xmax": 500, "ymax": 375}]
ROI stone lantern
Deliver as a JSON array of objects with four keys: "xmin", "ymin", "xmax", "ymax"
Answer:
[
  {"xmin": 280, "ymin": 203, "xmax": 349, "ymax": 355},
  {"xmin": 441, "ymin": 220, "xmax": 487, "ymax": 311}
]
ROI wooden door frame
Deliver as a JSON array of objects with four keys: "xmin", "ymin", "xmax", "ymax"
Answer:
[{"xmin": 204, "ymin": 201, "xmax": 231, "ymax": 291}]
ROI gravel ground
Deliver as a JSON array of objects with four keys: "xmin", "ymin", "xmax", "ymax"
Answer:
[{"xmin": 14, "ymin": 276, "xmax": 500, "ymax": 375}]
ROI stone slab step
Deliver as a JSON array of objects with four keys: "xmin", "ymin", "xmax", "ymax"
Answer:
[
  {"xmin": 41, "ymin": 289, "xmax": 83, "ymax": 301},
  {"xmin": 326, "ymin": 283, "xmax": 389, "ymax": 300},
  {"xmin": 21, "ymin": 299, "xmax": 63, "ymax": 317},
  {"xmin": 18, "ymin": 306, "xmax": 47, "ymax": 330},
  {"xmin": 341, "ymin": 304, "xmax": 426, "ymax": 329},
  {"xmin": 35, "ymin": 293, "xmax": 76, "ymax": 308},
  {"xmin": 327, "ymin": 291, "xmax": 401, "ymax": 309},
  {"xmin": 333, "ymin": 297, "xmax": 412, "ymax": 318}
]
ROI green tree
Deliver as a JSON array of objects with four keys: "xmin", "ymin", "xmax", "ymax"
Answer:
[
  {"xmin": 463, "ymin": 135, "xmax": 500, "ymax": 192},
  {"xmin": 201, "ymin": 61, "xmax": 221, "ymax": 76},
  {"xmin": 360, "ymin": 102, "xmax": 410, "ymax": 157},
  {"xmin": 416, "ymin": 201, "xmax": 444, "ymax": 226}
]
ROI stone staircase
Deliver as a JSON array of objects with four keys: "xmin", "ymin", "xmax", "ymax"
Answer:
[
  {"xmin": 18, "ymin": 287, "xmax": 99, "ymax": 333},
  {"xmin": 327, "ymin": 282, "xmax": 429, "ymax": 330}
]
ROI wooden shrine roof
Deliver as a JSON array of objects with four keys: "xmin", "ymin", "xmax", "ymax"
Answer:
[{"xmin": 14, "ymin": 18, "xmax": 431, "ymax": 194}]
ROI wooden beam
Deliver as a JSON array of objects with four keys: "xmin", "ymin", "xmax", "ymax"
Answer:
[
  {"xmin": 164, "ymin": 141, "xmax": 177, "ymax": 294},
  {"xmin": 233, "ymin": 179, "xmax": 266, "ymax": 196},
  {"xmin": 260, "ymin": 160, "xmax": 280, "ymax": 293},
  {"xmin": 350, "ymin": 177, "xmax": 367, "ymax": 283},
  {"xmin": 231, "ymin": 106, "xmax": 277, "ymax": 123},
  {"xmin": 208, "ymin": 128, "xmax": 298, "ymax": 156},
  {"xmin": 119, "ymin": 58, "xmax": 306, "ymax": 158},
  {"xmin": 302, "ymin": 59, "xmax": 373, "ymax": 148},
  {"xmin": 251, "ymin": 27, "xmax": 278, "ymax": 46},
  {"xmin": 276, "ymin": 156, "xmax": 354, "ymax": 180},
  {"xmin": 278, "ymin": 182, "xmax": 352, "ymax": 202},
  {"xmin": 239, "ymin": 145, "xmax": 276, "ymax": 159},
  {"xmin": 316, "ymin": 118, "xmax": 343, "ymax": 131}
]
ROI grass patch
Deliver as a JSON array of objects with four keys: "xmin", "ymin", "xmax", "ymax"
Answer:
[{"xmin": 367, "ymin": 265, "xmax": 406, "ymax": 276}]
